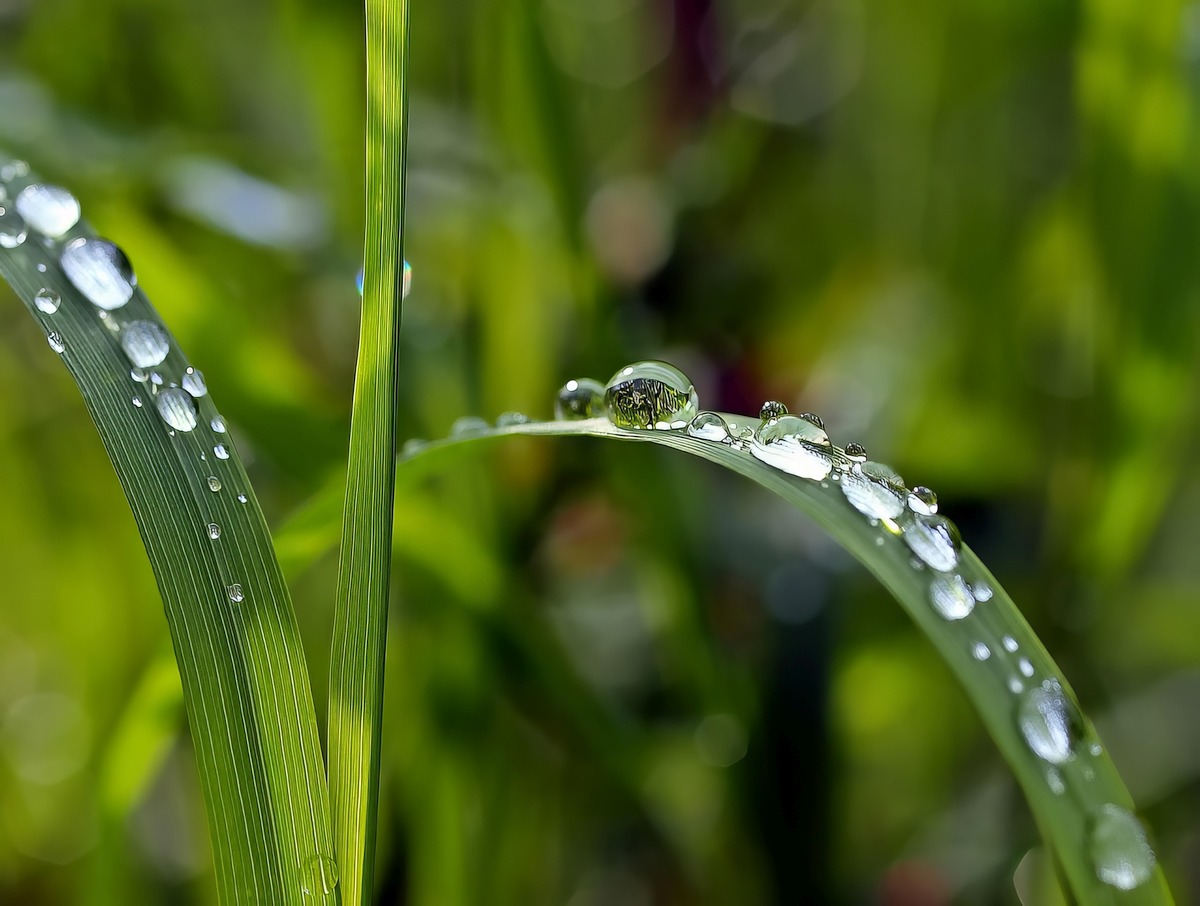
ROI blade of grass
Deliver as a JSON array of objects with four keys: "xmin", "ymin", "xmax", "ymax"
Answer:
[
  {"xmin": 0, "ymin": 162, "xmax": 338, "ymax": 903},
  {"xmin": 386, "ymin": 414, "xmax": 1174, "ymax": 905},
  {"xmin": 325, "ymin": 1, "xmax": 409, "ymax": 902}
]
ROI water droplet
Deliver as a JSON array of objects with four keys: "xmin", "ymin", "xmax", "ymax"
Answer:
[
  {"xmin": 972, "ymin": 642, "xmax": 991, "ymax": 661},
  {"xmin": 908, "ymin": 486, "xmax": 938, "ymax": 515},
  {"xmin": 61, "ymin": 237, "xmax": 136, "ymax": 310},
  {"xmin": 0, "ymin": 205, "xmax": 28, "ymax": 248},
  {"xmin": 120, "ymin": 320, "xmax": 170, "ymax": 368},
  {"xmin": 751, "ymin": 415, "xmax": 834, "ymax": 480},
  {"xmin": 227, "ymin": 584, "xmax": 244, "ymax": 603},
  {"xmin": 132, "ymin": 396, "xmax": 142, "ymax": 408},
  {"xmin": 687, "ymin": 411, "xmax": 731, "ymax": 442},
  {"xmin": 1019, "ymin": 657, "xmax": 1035, "ymax": 678},
  {"xmin": 35, "ymin": 262, "xmax": 46, "ymax": 273},
  {"xmin": 840, "ymin": 465, "xmax": 905, "ymax": 520},
  {"xmin": 33, "ymin": 288, "xmax": 60, "ymax": 314},
  {"xmin": 1003, "ymin": 635, "xmax": 1019, "ymax": 653},
  {"xmin": 759, "ymin": 400, "xmax": 788, "ymax": 421},
  {"xmin": 797, "ymin": 411, "xmax": 824, "ymax": 430},
  {"xmin": 207, "ymin": 476, "xmax": 222, "ymax": 492},
  {"xmin": 210, "ymin": 416, "xmax": 227, "ymax": 433},
  {"xmin": 1090, "ymin": 804, "xmax": 1156, "ymax": 890},
  {"xmin": 1018, "ymin": 678, "xmax": 1083, "ymax": 764},
  {"xmin": 495, "ymin": 411, "xmax": 530, "ymax": 427},
  {"xmin": 902, "ymin": 514, "xmax": 961, "ymax": 572},
  {"xmin": 604, "ymin": 361, "xmax": 698, "ymax": 429},
  {"xmin": 182, "ymin": 367, "xmax": 207, "ymax": 397},
  {"xmin": 1009, "ymin": 677, "xmax": 1024, "ymax": 694},
  {"xmin": 155, "ymin": 387, "xmax": 198, "ymax": 432},
  {"xmin": 207, "ymin": 523, "xmax": 221, "ymax": 540},
  {"xmin": 150, "ymin": 372, "xmax": 164, "ymax": 386},
  {"xmin": 131, "ymin": 368, "xmax": 147, "ymax": 382},
  {"xmin": 301, "ymin": 854, "xmax": 340, "ymax": 897},
  {"xmin": 1047, "ymin": 768, "xmax": 1066, "ymax": 796},
  {"xmin": 555, "ymin": 377, "xmax": 607, "ymax": 420},
  {"xmin": 14, "ymin": 184, "xmax": 80, "ymax": 237},
  {"xmin": 237, "ymin": 493, "xmax": 248, "ymax": 504},
  {"xmin": 214, "ymin": 444, "xmax": 230, "ymax": 460},
  {"xmin": 1091, "ymin": 742, "xmax": 1103, "ymax": 756},
  {"xmin": 46, "ymin": 331, "xmax": 65, "ymax": 354},
  {"xmin": 401, "ymin": 438, "xmax": 426, "ymax": 457},
  {"xmin": 356, "ymin": 261, "xmax": 412, "ymax": 299},
  {"xmin": 972, "ymin": 581, "xmax": 993, "ymax": 602},
  {"xmin": 0, "ymin": 159, "xmax": 29, "ymax": 182},
  {"xmin": 843, "ymin": 442, "xmax": 867, "ymax": 462},
  {"xmin": 451, "ymin": 416, "xmax": 489, "ymax": 437},
  {"xmin": 862, "ymin": 460, "xmax": 905, "ymax": 490},
  {"xmin": 928, "ymin": 574, "xmax": 975, "ymax": 620}
]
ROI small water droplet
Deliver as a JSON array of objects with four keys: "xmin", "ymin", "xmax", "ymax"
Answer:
[
  {"xmin": 132, "ymin": 396, "xmax": 142, "ymax": 408},
  {"xmin": 207, "ymin": 523, "xmax": 221, "ymax": 540},
  {"xmin": 210, "ymin": 416, "xmax": 227, "ymax": 433},
  {"xmin": 35, "ymin": 262, "xmax": 46, "ymax": 273},
  {"xmin": 150, "ymin": 372, "xmax": 164, "ymax": 386},
  {"xmin": 1090, "ymin": 804, "xmax": 1156, "ymax": 890},
  {"xmin": 840, "ymin": 465, "xmax": 905, "ymax": 520},
  {"xmin": 34, "ymin": 288, "xmax": 61, "ymax": 314},
  {"xmin": 759, "ymin": 400, "xmax": 788, "ymax": 421},
  {"xmin": 1090, "ymin": 742, "xmax": 1103, "ymax": 757},
  {"xmin": 214, "ymin": 444, "xmax": 230, "ymax": 460},
  {"xmin": 495, "ymin": 411, "xmax": 530, "ymax": 427},
  {"xmin": 604, "ymin": 361, "xmax": 698, "ymax": 429},
  {"xmin": 237, "ymin": 493, "xmax": 248, "ymax": 504},
  {"xmin": 797, "ymin": 411, "xmax": 824, "ymax": 430},
  {"xmin": 972, "ymin": 642, "xmax": 991, "ymax": 661},
  {"xmin": 928, "ymin": 573, "xmax": 974, "ymax": 620},
  {"xmin": 14, "ymin": 184, "xmax": 80, "ymax": 238},
  {"xmin": 301, "ymin": 854, "xmax": 340, "ymax": 897},
  {"xmin": 751, "ymin": 415, "xmax": 834, "ymax": 480},
  {"xmin": 908, "ymin": 486, "xmax": 938, "ymax": 515},
  {"xmin": 155, "ymin": 387, "xmax": 198, "ymax": 432},
  {"xmin": 131, "ymin": 368, "xmax": 148, "ymax": 382},
  {"xmin": 120, "ymin": 320, "xmax": 170, "ymax": 368},
  {"xmin": 1047, "ymin": 768, "xmax": 1066, "ymax": 796},
  {"xmin": 207, "ymin": 476, "xmax": 222, "ymax": 492},
  {"xmin": 451, "ymin": 416, "xmax": 489, "ymax": 436},
  {"xmin": 0, "ymin": 205, "xmax": 28, "ymax": 248},
  {"xmin": 227, "ymin": 584, "xmax": 244, "ymax": 603},
  {"xmin": 902, "ymin": 514, "xmax": 961, "ymax": 572},
  {"xmin": 0, "ymin": 159, "xmax": 29, "ymax": 182},
  {"xmin": 61, "ymin": 237, "xmax": 136, "ymax": 310},
  {"xmin": 356, "ymin": 261, "xmax": 412, "ymax": 299},
  {"xmin": 1018, "ymin": 678, "xmax": 1083, "ymax": 765},
  {"xmin": 182, "ymin": 367, "xmax": 207, "ymax": 397},
  {"xmin": 1019, "ymin": 657, "xmax": 1035, "ymax": 678},
  {"xmin": 1009, "ymin": 677, "xmax": 1024, "ymax": 694},
  {"xmin": 972, "ymin": 581, "xmax": 993, "ymax": 602},
  {"xmin": 1003, "ymin": 635, "xmax": 1019, "ymax": 653},
  {"xmin": 46, "ymin": 331, "xmax": 65, "ymax": 354},
  {"xmin": 843, "ymin": 442, "xmax": 867, "ymax": 462},
  {"xmin": 555, "ymin": 378, "xmax": 607, "ymax": 420},
  {"xmin": 687, "ymin": 411, "xmax": 731, "ymax": 442},
  {"xmin": 401, "ymin": 438, "xmax": 426, "ymax": 457}
]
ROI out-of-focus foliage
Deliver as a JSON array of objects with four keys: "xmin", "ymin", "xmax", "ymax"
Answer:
[{"xmin": 0, "ymin": 0, "xmax": 1197, "ymax": 903}]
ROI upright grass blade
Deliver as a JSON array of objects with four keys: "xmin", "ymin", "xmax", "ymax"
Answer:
[
  {"xmin": 326, "ymin": 1, "xmax": 409, "ymax": 902},
  {"xmin": 0, "ymin": 163, "xmax": 337, "ymax": 903},
  {"xmin": 386, "ymin": 414, "xmax": 1174, "ymax": 905}
]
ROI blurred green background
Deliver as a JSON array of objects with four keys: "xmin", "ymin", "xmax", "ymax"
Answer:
[{"xmin": 1, "ymin": 0, "xmax": 1198, "ymax": 902}]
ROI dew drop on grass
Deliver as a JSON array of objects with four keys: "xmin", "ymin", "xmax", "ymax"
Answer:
[
  {"xmin": 908, "ymin": 486, "xmax": 938, "ymax": 515},
  {"xmin": 207, "ymin": 523, "xmax": 221, "ymax": 540},
  {"xmin": 1090, "ymin": 804, "xmax": 1156, "ymax": 890},
  {"xmin": 401, "ymin": 438, "xmax": 426, "ymax": 457},
  {"xmin": 1003, "ymin": 635, "xmax": 1019, "ymax": 652},
  {"xmin": 214, "ymin": 444, "xmax": 229, "ymax": 460},
  {"xmin": 797, "ymin": 411, "xmax": 824, "ymax": 430},
  {"xmin": 1019, "ymin": 657, "xmax": 1035, "ymax": 678},
  {"xmin": 903, "ymin": 514, "xmax": 961, "ymax": 572},
  {"xmin": 0, "ymin": 159, "xmax": 29, "ymax": 182},
  {"xmin": 972, "ymin": 642, "xmax": 991, "ymax": 661},
  {"xmin": 155, "ymin": 387, "xmax": 198, "ymax": 432},
  {"xmin": 751, "ymin": 415, "xmax": 834, "ymax": 480},
  {"xmin": 132, "ymin": 396, "xmax": 142, "ymax": 408},
  {"xmin": 604, "ymin": 361, "xmax": 698, "ymax": 429},
  {"xmin": 495, "ymin": 411, "xmax": 531, "ymax": 427},
  {"xmin": 1018, "ymin": 678, "xmax": 1083, "ymax": 764},
  {"xmin": 451, "ymin": 416, "xmax": 489, "ymax": 436},
  {"xmin": 1047, "ymin": 768, "xmax": 1066, "ymax": 796},
  {"xmin": 928, "ymin": 573, "xmax": 974, "ymax": 620},
  {"xmin": 207, "ymin": 476, "xmax": 222, "ymax": 492},
  {"xmin": 0, "ymin": 205, "xmax": 28, "ymax": 248},
  {"xmin": 555, "ymin": 378, "xmax": 607, "ymax": 420},
  {"xmin": 237, "ymin": 493, "xmax": 248, "ymax": 504},
  {"xmin": 687, "ymin": 411, "xmax": 731, "ymax": 442},
  {"xmin": 227, "ymin": 584, "xmax": 244, "ymax": 604},
  {"xmin": 844, "ymin": 442, "xmax": 867, "ymax": 462},
  {"xmin": 972, "ymin": 581, "xmax": 993, "ymax": 602},
  {"xmin": 47, "ymin": 331, "xmax": 65, "ymax": 354},
  {"xmin": 210, "ymin": 416, "xmax": 227, "ymax": 433},
  {"xmin": 862, "ymin": 460, "xmax": 905, "ymax": 490},
  {"xmin": 14, "ymin": 184, "xmax": 80, "ymax": 237},
  {"xmin": 301, "ymin": 854, "xmax": 340, "ymax": 897},
  {"xmin": 356, "ymin": 260, "xmax": 412, "ymax": 298},
  {"xmin": 61, "ymin": 237, "xmax": 136, "ymax": 310},
  {"xmin": 34, "ymin": 288, "xmax": 60, "ymax": 314},
  {"xmin": 759, "ymin": 400, "xmax": 788, "ymax": 421},
  {"xmin": 182, "ymin": 367, "xmax": 207, "ymax": 397},
  {"xmin": 120, "ymin": 321, "xmax": 170, "ymax": 368},
  {"xmin": 840, "ymin": 466, "xmax": 905, "ymax": 519}
]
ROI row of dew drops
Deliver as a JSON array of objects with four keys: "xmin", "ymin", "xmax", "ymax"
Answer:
[
  {"xmin": 2, "ymin": 159, "xmax": 340, "ymax": 898},
  {"xmin": 539, "ymin": 361, "xmax": 1153, "ymax": 893}
]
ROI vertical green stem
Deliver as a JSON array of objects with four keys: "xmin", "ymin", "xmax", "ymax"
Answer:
[{"xmin": 327, "ymin": 1, "xmax": 409, "ymax": 903}]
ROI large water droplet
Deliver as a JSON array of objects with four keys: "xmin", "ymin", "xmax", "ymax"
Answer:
[
  {"xmin": 687, "ymin": 411, "xmax": 731, "ymax": 442},
  {"xmin": 182, "ymin": 367, "xmax": 207, "ymax": 397},
  {"xmin": 14, "ymin": 184, "xmax": 80, "ymax": 238},
  {"xmin": 604, "ymin": 361, "xmax": 698, "ymax": 429},
  {"xmin": 1090, "ymin": 804, "xmax": 1156, "ymax": 891},
  {"xmin": 0, "ymin": 205, "xmax": 28, "ymax": 248},
  {"xmin": 555, "ymin": 378, "xmax": 606, "ymax": 420},
  {"xmin": 908, "ymin": 486, "xmax": 938, "ymax": 515},
  {"xmin": 903, "ymin": 514, "xmax": 961, "ymax": 572},
  {"xmin": 156, "ymin": 387, "xmax": 198, "ymax": 432},
  {"xmin": 61, "ymin": 237, "xmax": 136, "ymax": 310},
  {"xmin": 750, "ymin": 415, "xmax": 834, "ymax": 480},
  {"xmin": 214, "ymin": 444, "xmax": 230, "ymax": 460},
  {"xmin": 759, "ymin": 400, "xmax": 788, "ymax": 421},
  {"xmin": 862, "ymin": 460, "xmax": 905, "ymax": 490},
  {"xmin": 120, "ymin": 321, "xmax": 170, "ymax": 368},
  {"xmin": 227, "ymin": 584, "xmax": 244, "ymax": 604},
  {"xmin": 207, "ymin": 476, "xmax": 222, "ymax": 492},
  {"xmin": 47, "ymin": 332, "xmax": 65, "ymax": 354},
  {"xmin": 1018, "ymin": 678, "xmax": 1083, "ymax": 765},
  {"xmin": 840, "ymin": 466, "xmax": 905, "ymax": 519},
  {"xmin": 929, "ymin": 574, "xmax": 974, "ymax": 620},
  {"xmin": 210, "ymin": 416, "xmax": 227, "ymax": 433},
  {"xmin": 301, "ymin": 854, "xmax": 340, "ymax": 897},
  {"xmin": 34, "ymin": 288, "xmax": 61, "ymax": 314}
]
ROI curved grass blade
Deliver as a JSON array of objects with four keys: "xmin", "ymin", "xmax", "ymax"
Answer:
[
  {"xmin": 0, "ymin": 163, "xmax": 338, "ymax": 904},
  {"xmin": 392, "ymin": 414, "xmax": 1175, "ymax": 905},
  {"xmin": 325, "ymin": 0, "xmax": 410, "ymax": 902}
]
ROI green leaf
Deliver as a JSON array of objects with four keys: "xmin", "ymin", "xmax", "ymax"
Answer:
[
  {"xmin": 0, "ymin": 164, "xmax": 337, "ymax": 904},
  {"xmin": 325, "ymin": 0, "xmax": 410, "ymax": 902}
]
